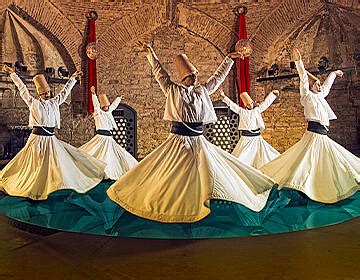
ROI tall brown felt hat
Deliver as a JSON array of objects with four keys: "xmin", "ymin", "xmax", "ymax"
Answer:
[
  {"xmin": 240, "ymin": 91, "xmax": 254, "ymax": 107},
  {"xmin": 98, "ymin": 93, "xmax": 110, "ymax": 108},
  {"xmin": 33, "ymin": 74, "xmax": 50, "ymax": 95},
  {"xmin": 174, "ymin": 54, "xmax": 198, "ymax": 81}
]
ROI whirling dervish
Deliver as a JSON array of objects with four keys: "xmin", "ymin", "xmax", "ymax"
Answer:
[
  {"xmin": 0, "ymin": 65, "xmax": 105, "ymax": 200},
  {"xmin": 80, "ymin": 86, "xmax": 138, "ymax": 180},
  {"xmin": 221, "ymin": 89, "xmax": 280, "ymax": 168},
  {"xmin": 106, "ymin": 41, "xmax": 275, "ymax": 223},
  {"xmin": 260, "ymin": 48, "xmax": 360, "ymax": 203}
]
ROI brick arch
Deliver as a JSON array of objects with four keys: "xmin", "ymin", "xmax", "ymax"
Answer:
[
  {"xmin": 176, "ymin": 3, "xmax": 236, "ymax": 56},
  {"xmin": 327, "ymin": 0, "xmax": 360, "ymax": 9},
  {"xmin": 5, "ymin": 0, "xmax": 82, "ymax": 70},
  {"xmin": 98, "ymin": 4, "xmax": 167, "ymax": 58},
  {"xmin": 251, "ymin": 0, "xmax": 360, "ymax": 72},
  {"xmin": 249, "ymin": 0, "xmax": 325, "ymax": 71},
  {"xmin": 250, "ymin": 0, "xmax": 359, "ymax": 71}
]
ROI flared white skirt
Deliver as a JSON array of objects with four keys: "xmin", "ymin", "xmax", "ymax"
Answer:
[
  {"xmin": 80, "ymin": 135, "xmax": 138, "ymax": 180},
  {"xmin": 107, "ymin": 133, "xmax": 275, "ymax": 223},
  {"xmin": 0, "ymin": 134, "xmax": 106, "ymax": 200},
  {"xmin": 260, "ymin": 131, "xmax": 360, "ymax": 203},
  {"xmin": 232, "ymin": 135, "xmax": 280, "ymax": 168}
]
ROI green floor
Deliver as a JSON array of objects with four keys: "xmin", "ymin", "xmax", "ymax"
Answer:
[{"xmin": 1, "ymin": 215, "xmax": 360, "ymax": 280}]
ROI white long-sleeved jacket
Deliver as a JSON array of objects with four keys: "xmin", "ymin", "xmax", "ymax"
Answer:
[
  {"xmin": 10, "ymin": 73, "xmax": 77, "ymax": 128},
  {"xmin": 92, "ymin": 93, "xmax": 121, "ymax": 130},
  {"xmin": 146, "ymin": 48, "xmax": 234, "ymax": 124},
  {"xmin": 295, "ymin": 60, "xmax": 337, "ymax": 127},
  {"xmin": 223, "ymin": 92, "xmax": 277, "ymax": 131}
]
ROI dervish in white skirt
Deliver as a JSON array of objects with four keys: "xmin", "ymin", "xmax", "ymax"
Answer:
[
  {"xmin": 261, "ymin": 48, "xmax": 360, "ymax": 203},
  {"xmin": 80, "ymin": 86, "xmax": 138, "ymax": 180},
  {"xmin": 0, "ymin": 65, "xmax": 105, "ymax": 200},
  {"xmin": 107, "ymin": 42, "xmax": 275, "ymax": 223},
  {"xmin": 221, "ymin": 90, "xmax": 280, "ymax": 168}
]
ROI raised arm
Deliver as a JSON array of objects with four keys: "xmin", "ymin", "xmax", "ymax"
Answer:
[
  {"xmin": 203, "ymin": 56, "xmax": 234, "ymax": 95},
  {"xmin": 3, "ymin": 65, "xmax": 33, "ymax": 107},
  {"xmin": 320, "ymin": 70, "xmax": 342, "ymax": 98},
  {"xmin": 109, "ymin": 97, "xmax": 122, "ymax": 112},
  {"xmin": 54, "ymin": 70, "xmax": 82, "ymax": 105},
  {"xmin": 220, "ymin": 91, "xmax": 242, "ymax": 114},
  {"xmin": 54, "ymin": 77, "xmax": 77, "ymax": 105},
  {"xmin": 294, "ymin": 49, "xmax": 311, "ymax": 97},
  {"xmin": 203, "ymin": 51, "xmax": 243, "ymax": 95},
  {"xmin": 91, "ymin": 86, "xmax": 100, "ymax": 111},
  {"xmin": 258, "ymin": 90, "xmax": 278, "ymax": 113},
  {"xmin": 10, "ymin": 72, "xmax": 34, "ymax": 107},
  {"xmin": 138, "ymin": 42, "xmax": 173, "ymax": 95}
]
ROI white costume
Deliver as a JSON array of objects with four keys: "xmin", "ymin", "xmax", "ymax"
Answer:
[
  {"xmin": 261, "ymin": 60, "xmax": 360, "ymax": 203},
  {"xmin": 80, "ymin": 94, "xmax": 138, "ymax": 180},
  {"xmin": 107, "ymin": 48, "xmax": 274, "ymax": 223},
  {"xmin": 223, "ymin": 93, "xmax": 280, "ymax": 168},
  {"xmin": 0, "ymin": 73, "xmax": 105, "ymax": 200}
]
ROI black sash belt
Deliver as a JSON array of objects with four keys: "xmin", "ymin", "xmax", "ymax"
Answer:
[
  {"xmin": 171, "ymin": 121, "xmax": 203, "ymax": 136},
  {"xmin": 96, "ymin": 130, "xmax": 112, "ymax": 136},
  {"xmin": 241, "ymin": 128, "xmax": 261, "ymax": 137},
  {"xmin": 32, "ymin": 126, "xmax": 55, "ymax": 136},
  {"xmin": 307, "ymin": 121, "xmax": 328, "ymax": 135}
]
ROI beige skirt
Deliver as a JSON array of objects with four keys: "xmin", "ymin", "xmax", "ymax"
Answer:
[
  {"xmin": 260, "ymin": 131, "xmax": 360, "ymax": 203},
  {"xmin": 0, "ymin": 134, "xmax": 106, "ymax": 200},
  {"xmin": 107, "ymin": 134, "xmax": 274, "ymax": 223},
  {"xmin": 232, "ymin": 135, "xmax": 280, "ymax": 169},
  {"xmin": 80, "ymin": 135, "xmax": 138, "ymax": 180}
]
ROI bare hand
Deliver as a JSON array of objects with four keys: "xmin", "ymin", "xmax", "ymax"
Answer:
[
  {"xmin": 136, "ymin": 41, "xmax": 151, "ymax": 53},
  {"xmin": 90, "ymin": 86, "xmax": 96, "ymax": 94},
  {"xmin": 219, "ymin": 90, "xmax": 226, "ymax": 98},
  {"xmin": 293, "ymin": 48, "xmax": 301, "ymax": 61},
  {"xmin": 272, "ymin": 90, "xmax": 280, "ymax": 96},
  {"xmin": 227, "ymin": 51, "xmax": 244, "ymax": 60},
  {"xmin": 2, "ymin": 64, "xmax": 14, "ymax": 74},
  {"xmin": 71, "ymin": 70, "xmax": 83, "ymax": 79},
  {"xmin": 334, "ymin": 70, "xmax": 344, "ymax": 78}
]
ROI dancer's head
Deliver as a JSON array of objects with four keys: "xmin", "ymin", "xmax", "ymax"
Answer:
[
  {"xmin": 307, "ymin": 71, "xmax": 321, "ymax": 93},
  {"xmin": 174, "ymin": 54, "xmax": 198, "ymax": 87},
  {"xmin": 33, "ymin": 74, "xmax": 52, "ymax": 100},
  {"xmin": 98, "ymin": 93, "xmax": 110, "ymax": 111},
  {"xmin": 240, "ymin": 91, "xmax": 254, "ymax": 109}
]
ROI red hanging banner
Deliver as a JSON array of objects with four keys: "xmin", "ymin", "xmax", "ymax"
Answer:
[
  {"xmin": 236, "ymin": 10, "xmax": 251, "ymax": 107},
  {"xmin": 86, "ymin": 11, "xmax": 98, "ymax": 114}
]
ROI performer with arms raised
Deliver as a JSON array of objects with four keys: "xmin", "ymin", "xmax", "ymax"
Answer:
[
  {"xmin": 107, "ymin": 42, "xmax": 275, "ymax": 223},
  {"xmin": 0, "ymin": 64, "xmax": 105, "ymax": 200}
]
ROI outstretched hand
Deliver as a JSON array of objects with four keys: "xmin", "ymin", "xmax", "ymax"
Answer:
[
  {"xmin": 71, "ymin": 70, "xmax": 83, "ymax": 79},
  {"xmin": 90, "ymin": 86, "xmax": 96, "ymax": 94},
  {"xmin": 334, "ymin": 70, "xmax": 344, "ymax": 78},
  {"xmin": 227, "ymin": 51, "xmax": 245, "ymax": 60},
  {"xmin": 293, "ymin": 48, "xmax": 301, "ymax": 61},
  {"xmin": 2, "ymin": 64, "xmax": 14, "ymax": 74},
  {"xmin": 136, "ymin": 41, "xmax": 152, "ymax": 53},
  {"xmin": 272, "ymin": 90, "xmax": 280, "ymax": 96}
]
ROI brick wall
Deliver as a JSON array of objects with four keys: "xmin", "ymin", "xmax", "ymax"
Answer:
[{"xmin": 0, "ymin": 0, "xmax": 359, "ymax": 158}]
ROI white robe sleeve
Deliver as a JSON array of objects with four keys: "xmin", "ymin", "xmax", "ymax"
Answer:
[
  {"xmin": 92, "ymin": 93, "xmax": 101, "ymax": 111},
  {"xmin": 109, "ymin": 97, "xmax": 121, "ymax": 112},
  {"xmin": 203, "ymin": 57, "xmax": 234, "ymax": 95},
  {"xmin": 53, "ymin": 77, "xmax": 77, "ymax": 105},
  {"xmin": 258, "ymin": 92, "xmax": 277, "ymax": 113},
  {"xmin": 295, "ymin": 60, "xmax": 311, "ymax": 97},
  {"xmin": 10, "ymin": 73, "xmax": 34, "ymax": 107},
  {"xmin": 320, "ymin": 72, "xmax": 337, "ymax": 98},
  {"xmin": 223, "ymin": 96, "xmax": 242, "ymax": 114},
  {"xmin": 146, "ymin": 48, "xmax": 174, "ymax": 96}
]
